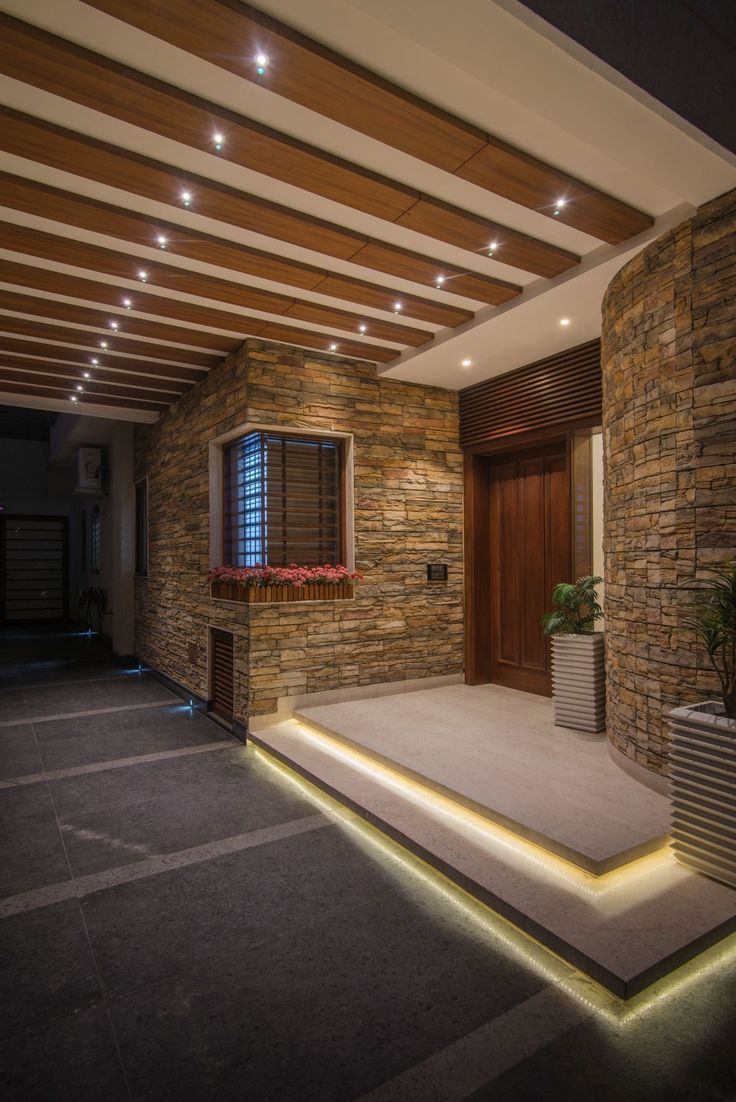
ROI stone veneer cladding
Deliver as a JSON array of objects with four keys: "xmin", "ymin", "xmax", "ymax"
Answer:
[
  {"xmin": 134, "ymin": 340, "xmax": 464, "ymax": 726},
  {"xmin": 602, "ymin": 187, "xmax": 736, "ymax": 775}
]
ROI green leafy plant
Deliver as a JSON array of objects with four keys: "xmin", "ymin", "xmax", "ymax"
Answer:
[
  {"xmin": 685, "ymin": 562, "xmax": 736, "ymax": 718},
  {"xmin": 541, "ymin": 575, "xmax": 603, "ymax": 637}
]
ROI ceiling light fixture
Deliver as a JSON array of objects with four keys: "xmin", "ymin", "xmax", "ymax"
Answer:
[
  {"xmin": 123, "ymin": 298, "xmax": 132, "ymax": 309},
  {"xmin": 138, "ymin": 270, "xmax": 148, "ymax": 282},
  {"xmin": 435, "ymin": 275, "xmax": 445, "ymax": 287},
  {"xmin": 359, "ymin": 324, "xmax": 367, "ymax": 333},
  {"xmin": 393, "ymin": 301, "xmax": 402, "ymax": 314},
  {"xmin": 76, "ymin": 384, "xmax": 84, "ymax": 391},
  {"xmin": 559, "ymin": 317, "xmax": 570, "ymax": 326},
  {"xmin": 157, "ymin": 235, "xmax": 168, "ymax": 249},
  {"xmin": 99, "ymin": 340, "xmax": 108, "ymax": 348},
  {"xmin": 461, "ymin": 359, "xmax": 472, "ymax": 367},
  {"xmin": 329, "ymin": 343, "xmax": 338, "ymax": 351},
  {"xmin": 90, "ymin": 358, "xmax": 99, "ymax": 365},
  {"xmin": 554, "ymin": 198, "xmax": 567, "ymax": 216},
  {"xmin": 83, "ymin": 372, "xmax": 91, "ymax": 379},
  {"xmin": 180, "ymin": 190, "xmax": 192, "ymax": 207},
  {"xmin": 488, "ymin": 241, "xmax": 498, "ymax": 255},
  {"xmin": 109, "ymin": 320, "xmax": 119, "ymax": 330},
  {"xmin": 70, "ymin": 394, "xmax": 77, "ymax": 402},
  {"xmin": 255, "ymin": 52, "xmax": 270, "ymax": 74},
  {"xmin": 213, "ymin": 132, "xmax": 224, "ymax": 151}
]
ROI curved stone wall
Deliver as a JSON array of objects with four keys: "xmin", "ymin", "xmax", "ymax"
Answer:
[{"xmin": 602, "ymin": 188, "xmax": 736, "ymax": 775}]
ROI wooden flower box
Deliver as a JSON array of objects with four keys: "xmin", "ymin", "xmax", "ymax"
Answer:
[{"xmin": 211, "ymin": 580, "xmax": 355, "ymax": 603}]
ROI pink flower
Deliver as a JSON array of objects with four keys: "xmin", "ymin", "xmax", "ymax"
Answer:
[{"xmin": 207, "ymin": 563, "xmax": 364, "ymax": 588}]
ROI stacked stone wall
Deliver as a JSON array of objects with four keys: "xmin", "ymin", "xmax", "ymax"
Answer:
[
  {"xmin": 135, "ymin": 340, "xmax": 464, "ymax": 725},
  {"xmin": 602, "ymin": 188, "xmax": 736, "ymax": 773}
]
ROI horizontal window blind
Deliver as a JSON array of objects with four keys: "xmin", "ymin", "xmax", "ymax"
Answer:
[{"xmin": 224, "ymin": 431, "xmax": 342, "ymax": 566}]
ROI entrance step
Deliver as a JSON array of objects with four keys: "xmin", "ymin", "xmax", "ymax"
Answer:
[{"xmin": 250, "ymin": 718, "xmax": 736, "ymax": 999}]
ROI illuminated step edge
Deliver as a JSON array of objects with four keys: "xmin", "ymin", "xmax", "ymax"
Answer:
[
  {"xmin": 669, "ymin": 703, "xmax": 736, "ymax": 889},
  {"xmin": 250, "ymin": 719, "xmax": 736, "ymax": 999},
  {"xmin": 550, "ymin": 634, "xmax": 606, "ymax": 733},
  {"xmin": 290, "ymin": 712, "xmax": 661, "ymax": 876}
]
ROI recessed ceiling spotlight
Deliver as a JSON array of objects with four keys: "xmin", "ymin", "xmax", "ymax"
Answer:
[
  {"xmin": 157, "ymin": 234, "xmax": 168, "ymax": 249},
  {"xmin": 393, "ymin": 301, "xmax": 402, "ymax": 313},
  {"xmin": 255, "ymin": 52, "xmax": 269, "ymax": 74},
  {"xmin": 359, "ymin": 324, "xmax": 367, "ymax": 333},
  {"xmin": 76, "ymin": 384, "xmax": 84, "ymax": 391},
  {"xmin": 329, "ymin": 343, "xmax": 338, "ymax": 351},
  {"xmin": 99, "ymin": 340, "xmax": 108, "ymax": 349},
  {"xmin": 70, "ymin": 394, "xmax": 78, "ymax": 402},
  {"xmin": 461, "ymin": 359, "xmax": 472, "ymax": 367},
  {"xmin": 180, "ymin": 190, "xmax": 192, "ymax": 207},
  {"xmin": 435, "ymin": 275, "xmax": 445, "ymax": 286},
  {"xmin": 559, "ymin": 317, "xmax": 571, "ymax": 326},
  {"xmin": 554, "ymin": 198, "xmax": 567, "ymax": 216},
  {"xmin": 109, "ymin": 320, "xmax": 119, "ymax": 330},
  {"xmin": 138, "ymin": 270, "xmax": 148, "ymax": 282},
  {"xmin": 90, "ymin": 357, "xmax": 99, "ymax": 365},
  {"xmin": 83, "ymin": 372, "xmax": 91, "ymax": 379},
  {"xmin": 123, "ymin": 298, "xmax": 132, "ymax": 309},
  {"xmin": 488, "ymin": 241, "xmax": 498, "ymax": 254},
  {"xmin": 213, "ymin": 132, "xmax": 224, "ymax": 151}
]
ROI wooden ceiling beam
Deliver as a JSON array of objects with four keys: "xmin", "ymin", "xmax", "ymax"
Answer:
[
  {"xmin": 0, "ymin": 353, "xmax": 188, "ymax": 393},
  {"xmin": 84, "ymin": 0, "xmax": 653, "ymax": 244},
  {"xmin": 0, "ymin": 365, "xmax": 177, "ymax": 405},
  {"xmin": 0, "ymin": 340, "xmax": 207, "ymax": 383},
  {"xmin": 0, "ymin": 289, "xmax": 239, "ymax": 354},
  {"xmin": 0, "ymin": 15, "xmax": 578, "ymax": 276},
  {"xmin": 0, "ymin": 110, "xmax": 508, "ymax": 315},
  {"xmin": 0, "ymin": 376, "xmax": 169, "ymax": 413},
  {"xmin": 0, "ymin": 314, "xmax": 219, "ymax": 368},
  {"xmin": 0, "ymin": 223, "xmax": 404, "ymax": 360}
]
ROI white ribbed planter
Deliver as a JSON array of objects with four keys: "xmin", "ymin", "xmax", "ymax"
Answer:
[
  {"xmin": 668, "ymin": 701, "xmax": 736, "ymax": 888},
  {"xmin": 550, "ymin": 633, "xmax": 605, "ymax": 733}
]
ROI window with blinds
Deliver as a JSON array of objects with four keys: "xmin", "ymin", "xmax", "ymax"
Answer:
[{"xmin": 224, "ymin": 431, "xmax": 343, "ymax": 566}]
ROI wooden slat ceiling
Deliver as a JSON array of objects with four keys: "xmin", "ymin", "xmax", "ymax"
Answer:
[{"xmin": 0, "ymin": 1, "xmax": 655, "ymax": 420}]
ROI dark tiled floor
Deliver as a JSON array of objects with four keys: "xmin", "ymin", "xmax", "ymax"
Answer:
[{"xmin": 1, "ymin": 626, "xmax": 736, "ymax": 1101}]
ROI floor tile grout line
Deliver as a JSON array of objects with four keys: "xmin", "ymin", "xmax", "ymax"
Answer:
[
  {"xmin": 0, "ymin": 698, "xmax": 181, "ymax": 728},
  {"xmin": 0, "ymin": 739, "xmax": 234, "ymax": 789},
  {"xmin": 0, "ymin": 813, "xmax": 335, "ymax": 920}
]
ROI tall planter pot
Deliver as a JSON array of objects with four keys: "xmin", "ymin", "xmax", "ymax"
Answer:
[
  {"xmin": 550, "ymin": 633, "xmax": 605, "ymax": 733},
  {"xmin": 668, "ymin": 702, "xmax": 736, "ymax": 888}
]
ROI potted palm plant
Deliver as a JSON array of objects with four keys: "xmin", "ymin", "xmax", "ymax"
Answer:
[
  {"xmin": 668, "ymin": 562, "xmax": 736, "ymax": 887},
  {"xmin": 542, "ymin": 575, "xmax": 605, "ymax": 733}
]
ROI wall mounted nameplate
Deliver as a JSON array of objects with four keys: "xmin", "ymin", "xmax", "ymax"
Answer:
[{"xmin": 426, "ymin": 564, "xmax": 448, "ymax": 582}]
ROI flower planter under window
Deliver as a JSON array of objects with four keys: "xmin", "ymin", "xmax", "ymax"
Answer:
[{"xmin": 211, "ymin": 580, "xmax": 355, "ymax": 603}]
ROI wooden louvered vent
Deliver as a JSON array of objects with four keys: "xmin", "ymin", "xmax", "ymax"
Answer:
[
  {"xmin": 459, "ymin": 340, "xmax": 602, "ymax": 448},
  {"xmin": 210, "ymin": 629, "xmax": 234, "ymax": 723}
]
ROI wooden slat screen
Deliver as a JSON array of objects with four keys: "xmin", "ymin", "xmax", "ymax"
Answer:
[
  {"xmin": 459, "ymin": 340, "xmax": 602, "ymax": 448},
  {"xmin": 224, "ymin": 431, "xmax": 342, "ymax": 566},
  {"xmin": 210, "ymin": 628, "xmax": 234, "ymax": 723},
  {"xmin": 1, "ymin": 515, "xmax": 67, "ymax": 621}
]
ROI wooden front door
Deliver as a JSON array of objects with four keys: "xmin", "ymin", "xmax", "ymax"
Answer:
[{"xmin": 489, "ymin": 443, "xmax": 571, "ymax": 695}]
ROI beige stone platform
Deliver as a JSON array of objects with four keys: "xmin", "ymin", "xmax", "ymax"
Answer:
[
  {"xmin": 298, "ymin": 683, "xmax": 669, "ymax": 874},
  {"xmin": 250, "ymin": 683, "xmax": 736, "ymax": 998}
]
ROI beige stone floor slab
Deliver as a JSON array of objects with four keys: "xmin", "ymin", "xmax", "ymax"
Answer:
[{"xmin": 296, "ymin": 683, "xmax": 671, "ymax": 873}]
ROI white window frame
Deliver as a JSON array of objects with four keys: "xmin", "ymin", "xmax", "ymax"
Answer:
[{"xmin": 209, "ymin": 422, "xmax": 355, "ymax": 570}]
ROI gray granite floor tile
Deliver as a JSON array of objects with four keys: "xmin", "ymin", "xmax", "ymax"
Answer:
[
  {"xmin": 0, "ymin": 900, "xmax": 103, "ymax": 1037},
  {"xmin": 0, "ymin": 691, "xmax": 29, "ymax": 725},
  {"xmin": 0, "ymin": 723, "xmax": 43, "ymax": 780},
  {"xmin": 466, "ymin": 957, "xmax": 736, "ymax": 1101},
  {"xmin": 0, "ymin": 784, "xmax": 71, "ymax": 896},
  {"xmin": 52, "ymin": 747, "xmax": 314, "ymax": 877},
  {"xmin": 83, "ymin": 820, "xmax": 546, "ymax": 1016},
  {"xmin": 36, "ymin": 705, "xmax": 230, "ymax": 772},
  {"xmin": 0, "ymin": 1004, "xmax": 128, "ymax": 1102},
  {"xmin": 0, "ymin": 659, "xmax": 132, "ymax": 692},
  {"xmin": 23, "ymin": 675, "xmax": 174, "ymax": 718}
]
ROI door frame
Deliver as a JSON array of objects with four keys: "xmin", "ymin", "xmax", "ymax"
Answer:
[{"xmin": 464, "ymin": 427, "xmax": 595, "ymax": 687}]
